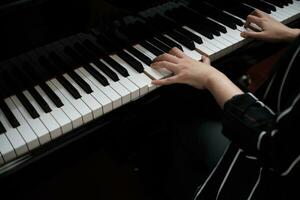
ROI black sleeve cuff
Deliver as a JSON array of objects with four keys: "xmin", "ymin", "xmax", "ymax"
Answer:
[{"xmin": 222, "ymin": 93, "xmax": 276, "ymax": 155}]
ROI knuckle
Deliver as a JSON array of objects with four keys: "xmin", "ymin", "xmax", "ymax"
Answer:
[
  {"xmin": 169, "ymin": 47, "xmax": 177, "ymax": 53},
  {"xmin": 161, "ymin": 53, "xmax": 169, "ymax": 58},
  {"xmin": 160, "ymin": 61, "xmax": 168, "ymax": 66}
]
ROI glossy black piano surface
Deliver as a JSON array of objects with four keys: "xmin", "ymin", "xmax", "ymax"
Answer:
[{"xmin": 0, "ymin": 0, "xmax": 299, "ymax": 198}]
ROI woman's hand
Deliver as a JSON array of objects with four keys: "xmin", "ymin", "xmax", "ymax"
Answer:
[
  {"xmin": 151, "ymin": 48, "xmax": 244, "ymax": 108},
  {"xmin": 151, "ymin": 47, "xmax": 221, "ymax": 90},
  {"xmin": 241, "ymin": 9, "xmax": 300, "ymax": 42}
]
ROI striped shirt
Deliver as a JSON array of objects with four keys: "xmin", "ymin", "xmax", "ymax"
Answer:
[{"xmin": 194, "ymin": 37, "xmax": 300, "ymax": 200}]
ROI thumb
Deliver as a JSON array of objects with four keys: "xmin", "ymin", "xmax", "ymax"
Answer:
[{"xmin": 241, "ymin": 31, "xmax": 265, "ymax": 40}]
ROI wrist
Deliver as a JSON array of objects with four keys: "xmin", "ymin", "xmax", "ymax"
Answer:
[
  {"xmin": 285, "ymin": 28, "xmax": 300, "ymax": 42},
  {"xmin": 205, "ymin": 69, "xmax": 244, "ymax": 108},
  {"xmin": 205, "ymin": 70, "xmax": 227, "ymax": 91}
]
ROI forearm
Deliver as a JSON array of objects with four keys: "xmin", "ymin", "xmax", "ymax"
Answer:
[{"xmin": 206, "ymin": 72, "xmax": 244, "ymax": 109}]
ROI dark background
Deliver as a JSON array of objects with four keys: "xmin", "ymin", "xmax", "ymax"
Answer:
[{"xmin": 0, "ymin": 0, "xmax": 170, "ymax": 61}]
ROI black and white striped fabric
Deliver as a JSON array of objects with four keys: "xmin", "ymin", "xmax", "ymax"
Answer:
[{"xmin": 194, "ymin": 36, "xmax": 300, "ymax": 200}]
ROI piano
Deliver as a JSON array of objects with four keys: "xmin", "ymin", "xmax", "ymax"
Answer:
[{"xmin": 0, "ymin": 0, "xmax": 299, "ymax": 195}]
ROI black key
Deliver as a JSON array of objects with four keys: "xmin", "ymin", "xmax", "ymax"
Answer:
[
  {"xmin": 195, "ymin": 14, "xmax": 228, "ymax": 35},
  {"xmin": 52, "ymin": 51, "xmax": 93, "ymax": 94},
  {"xmin": 126, "ymin": 46, "xmax": 153, "ymax": 66},
  {"xmin": 62, "ymin": 45, "xmax": 110, "ymax": 86},
  {"xmin": 220, "ymin": 12, "xmax": 245, "ymax": 27},
  {"xmin": 116, "ymin": 51, "xmax": 144, "ymax": 73},
  {"xmin": 57, "ymin": 75, "xmax": 82, "ymax": 99},
  {"xmin": 1, "ymin": 70, "xmax": 40, "ymax": 119},
  {"xmin": 0, "ymin": 121, "xmax": 6, "ymax": 134},
  {"xmin": 92, "ymin": 60, "xmax": 119, "ymax": 81},
  {"xmin": 62, "ymin": 44, "xmax": 110, "ymax": 85},
  {"xmin": 263, "ymin": 0, "xmax": 285, "ymax": 8},
  {"xmin": 185, "ymin": 22, "xmax": 215, "ymax": 39},
  {"xmin": 206, "ymin": 1, "xmax": 253, "ymax": 20},
  {"xmin": 38, "ymin": 56, "xmax": 82, "ymax": 99},
  {"xmin": 189, "ymin": 1, "xmax": 238, "ymax": 29},
  {"xmin": 147, "ymin": 38, "xmax": 171, "ymax": 53},
  {"xmin": 155, "ymin": 35, "xmax": 183, "ymax": 51},
  {"xmin": 102, "ymin": 56, "xmax": 129, "ymax": 78},
  {"xmin": 75, "ymin": 35, "xmax": 121, "ymax": 72},
  {"xmin": 17, "ymin": 93, "xmax": 40, "ymax": 119},
  {"xmin": 225, "ymin": 3, "xmax": 254, "ymax": 19},
  {"xmin": 210, "ymin": 15, "xmax": 238, "ymax": 30},
  {"xmin": 165, "ymin": 6, "xmax": 223, "ymax": 36},
  {"xmin": 84, "ymin": 64, "xmax": 109, "ymax": 86},
  {"xmin": 140, "ymin": 41, "xmax": 164, "ymax": 56},
  {"xmin": 0, "ymin": 101, "xmax": 20, "ymax": 128},
  {"xmin": 39, "ymin": 83, "xmax": 64, "ymax": 108},
  {"xmin": 202, "ymin": 1, "xmax": 244, "ymax": 26},
  {"xmin": 21, "ymin": 57, "xmax": 64, "ymax": 108},
  {"xmin": 189, "ymin": 1, "xmax": 244, "ymax": 29},
  {"xmin": 167, "ymin": 30, "xmax": 195, "ymax": 50},
  {"xmin": 175, "ymin": 27, "xmax": 203, "ymax": 45},
  {"xmin": 49, "ymin": 51, "xmax": 93, "ymax": 94},
  {"xmin": 72, "ymin": 43, "xmax": 120, "ymax": 81},
  {"xmin": 68, "ymin": 70, "xmax": 93, "ymax": 94},
  {"xmin": 28, "ymin": 88, "xmax": 52, "ymax": 113},
  {"xmin": 9, "ymin": 63, "xmax": 52, "ymax": 114},
  {"xmin": 243, "ymin": 0, "xmax": 276, "ymax": 12}
]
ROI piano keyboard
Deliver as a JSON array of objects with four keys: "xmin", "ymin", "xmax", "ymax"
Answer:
[{"xmin": 0, "ymin": 0, "xmax": 299, "ymax": 168}]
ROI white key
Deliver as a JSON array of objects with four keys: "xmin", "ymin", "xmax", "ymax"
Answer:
[
  {"xmin": 124, "ymin": 49, "xmax": 166, "ymax": 80},
  {"xmin": 11, "ymin": 95, "xmax": 51, "ymax": 145},
  {"xmin": 110, "ymin": 54, "xmax": 155, "ymax": 90},
  {"xmin": 0, "ymin": 133, "xmax": 16, "ymax": 162},
  {"xmin": 248, "ymin": 2, "xmax": 284, "ymax": 21},
  {"xmin": 75, "ymin": 68, "xmax": 113, "ymax": 114},
  {"xmin": 98, "ymin": 60, "xmax": 131, "ymax": 104},
  {"xmin": 23, "ymin": 90, "xmax": 62, "ymax": 140},
  {"xmin": 236, "ymin": 25, "xmax": 254, "ymax": 33},
  {"xmin": 273, "ymin": 6, "xmax": 291, "ymax": 21},
  {"xmin": 291, "ymin": 1, "xmax": 300, "ymax": 11},
  {"xmin": 114, "ymin": 50, "xmax": 156, "ymax": 92},
  {"xmin": 46, "ymin": 80, "xmax": 83, "ymax": 129},
  {"xmin": 162, "ymin": 34, "xmax": 203, "ymax": 60},
  {"xmin": 219, "ymin": 32, "xmax": 238, "ymax": 44},
  {"xmin": 194, "ymin": 42, "xmax": 215, "ymax": 57},
  {"xmin": 134, "ymin": 44, "xmax": 156, "ymax": 60},
  {"xmin": 111, "ymin": 54, "xmax": 155, "ymax": 94},
  {"xmin": 182, "ymin": 26, "xmax": 222, "ymax": 52},
  {"xmin": 207, "ymin": 18, "xmax": 248, "ymax": 51},
  {"xmin": 182, "ymin": 26, "xmax": 226, "ymax": 59},
  {"xmin": 4, "ymin": 98, "xmax": 40, "ymax": 150},
  {"xmin": 213, "ymin": 32, "xmax": 233, "ymax": 47},
  {"xmin": 222, "ymin": 26, "xmax": 245, "ymax": 41},
  {"xmin": 270, "ymin": 10, "xmax": 285, "ymax": 21},
  {"xmin": 78, "ymin": 67, "xmax": 122, "ymax": 109},
  {"xmin": 51, "ymin": 78, "xmax": 93, "ymax": 124},
  {"xmin": 63, "ymin": 73, "xmax": 103, "ymax": 119},
  {"xmin": 97, "ymin": 58, "xmax": 140, "ymax": 100},
  {"xmin": 283, "ymin": 5, "xmax": 298, "ymax": 16},
  {"xmin": 0, "ymin": 109, "xmax": 28, "ymax": 156},
  {"xmin": 35, "ymin": 85, "xmax": 72, "ymax": 134}
]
